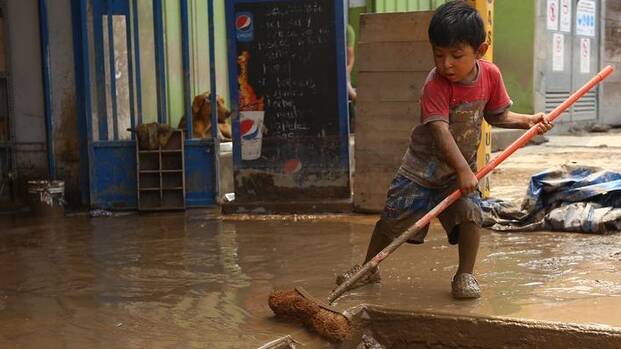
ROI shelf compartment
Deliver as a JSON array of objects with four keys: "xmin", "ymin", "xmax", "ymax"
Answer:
[
  {"xmin": 162, "ymin": 172, "xmax": 182, "ymax": 188},
  {"xmin": 139, "ymin": 191, "xmax": 161, "ymax": 209},
  {"xmin": 138, "ymin": 152, "xmax": 159, "ymax": 171},
  {"xmin": 161, "ymin": 152, "xmax": 183, "ymax": 170},
  {"xmin": 139, "ymin": 172, "xmax": 160, "ymax": 188},
  {"xmin": 162, "ymin": 190, "xmax": 184, "ymax": 209}
]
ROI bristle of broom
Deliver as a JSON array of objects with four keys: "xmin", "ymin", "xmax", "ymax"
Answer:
[{"xmin": 268, "ymin": 289, "xmax": 352, "ymax": 341}]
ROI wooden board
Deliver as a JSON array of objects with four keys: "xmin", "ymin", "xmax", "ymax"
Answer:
[
  {"xmin": 357, "ymin": 42, "xmax": 435, "ymax": 72},
  {"xmin": 356, "ymin": 101, "xmax": 420, "ymax": 119},
  {"xmin": 354, "ymin": 11, "xmax": 434, "ymax": 212},
  {"xmin": 358, "ymin": 12, "xmax": 433, "ymax": 43},
  {"xmin": 356, "ymin": 71, "xmax": 428, "ymax": 102}
]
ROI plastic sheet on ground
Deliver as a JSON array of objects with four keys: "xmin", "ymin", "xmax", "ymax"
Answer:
[{"xmin": 482, "ymin": 165, "xmax": 621, "ymax": 233}]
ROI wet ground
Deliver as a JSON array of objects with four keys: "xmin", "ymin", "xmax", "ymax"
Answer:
[
  {"xmin": 1, "ymin": 212, "xmax": 620, "ymax": 348},
  {"xmin": 1, "ymin": 133, "xmax": 621, "ymax": 348}
]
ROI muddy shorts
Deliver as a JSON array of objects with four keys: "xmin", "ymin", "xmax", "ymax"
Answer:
[{"xmin": 376, "ymin": 175, "xmax": 482, "ymax": 245}]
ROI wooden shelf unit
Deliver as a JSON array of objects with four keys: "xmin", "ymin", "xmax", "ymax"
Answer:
[{"xmin": 136, "ymin": 130, "xmax": 185, "ymax": 211}]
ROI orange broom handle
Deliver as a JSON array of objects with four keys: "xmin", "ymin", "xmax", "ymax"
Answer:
[
  {"xmin": 329, "ymin": 66, "xmax": 614, "ymax": 303},
  {"xmin": 476, "ymin": 64, "xmax": 615, "ymax": 182}
]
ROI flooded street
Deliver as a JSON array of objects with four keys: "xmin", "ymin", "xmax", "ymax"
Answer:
[{"xmin": 1, "ymin": 211, "xmax": 620, "ymax": 348}]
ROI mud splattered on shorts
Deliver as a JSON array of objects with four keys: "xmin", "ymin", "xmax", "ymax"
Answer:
[{"xmin": 377, "ymin": 175, "xmax": 482, "ymax": 244}]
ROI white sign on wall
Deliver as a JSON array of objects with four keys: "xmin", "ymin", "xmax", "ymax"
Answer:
[
  {"xmin": 580, "ymin": 38, "xmax": 591, "ymax": 73},
  {"xmin": 553, "ymin": 33, "xmax": 565, "ymax": 72},
  {"xmin": 576, "ymin": 0, "xmax": 596, "ymax": 37},
  {"xmin": 560, "ymin": 0, "xmax": 572, "ymax": 32},
  {"xmin": 547, "ymin": 0, "xmax": 559, "ymax": 30}
]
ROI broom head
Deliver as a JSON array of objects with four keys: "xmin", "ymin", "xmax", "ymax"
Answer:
[{"xmin": 268, "ymin": 287, "xmax": 352, "ymax": 341}]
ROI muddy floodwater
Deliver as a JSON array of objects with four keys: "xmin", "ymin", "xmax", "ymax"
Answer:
[{"xmin": 1, "ymin": 212, "xmax": 620, "ymax": 348}]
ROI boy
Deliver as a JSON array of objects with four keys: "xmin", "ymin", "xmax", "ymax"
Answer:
[{"xmin": 336, "ymin": 0, "xmax": 552, "ymax": 299}]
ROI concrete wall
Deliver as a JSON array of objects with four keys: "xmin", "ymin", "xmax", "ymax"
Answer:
[
  {"xmin": 48, "ymin": 0, "xmax": 80, "ymax": 206},
  {"xmin": 600, "ymin": 0, "xmax": 621, "ymax": 126},
  {"xmin": 6, "ymin": 0, "xmax": 48, "ymax": 200},
  {"xmin": 6, "ymin": 0, "xmax": 82, "ymax": 206}
]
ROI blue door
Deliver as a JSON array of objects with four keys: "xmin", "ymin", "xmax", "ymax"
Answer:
[{"xmin": 75, "ymin": 0, "xmax": 221, "ymax": 209}]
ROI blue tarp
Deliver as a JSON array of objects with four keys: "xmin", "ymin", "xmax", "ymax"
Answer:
[{"xmin": 482, "ymin": 165, "xmax": 621, "ymax": 233}]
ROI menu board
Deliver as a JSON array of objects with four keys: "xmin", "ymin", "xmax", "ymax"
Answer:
[{"xmin": 227, "ymin": 0, "xmax": 350, "ymax": 202}]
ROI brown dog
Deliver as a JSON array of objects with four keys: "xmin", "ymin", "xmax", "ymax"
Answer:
[{"xmin": 178, "ymin": 92, "xmax": 232, "ymax": 140}]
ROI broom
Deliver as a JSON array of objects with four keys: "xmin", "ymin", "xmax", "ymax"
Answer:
[{"xmin": 268, "ymin": 65, "xmax": 615, "ymax": 342}]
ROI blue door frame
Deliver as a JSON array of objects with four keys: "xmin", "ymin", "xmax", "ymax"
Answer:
[{"xmin": 73, "ymin": 0, "xmax": 221, "ymax": 209}]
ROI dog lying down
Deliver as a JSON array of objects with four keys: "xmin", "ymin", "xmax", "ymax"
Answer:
[{"xmin": 178, "ymin": 92, "xmax": 232, "ymax": 141}]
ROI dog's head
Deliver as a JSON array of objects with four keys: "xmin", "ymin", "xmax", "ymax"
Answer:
[{"xmin": 192, "ymin": 92, "xmax": 231, "ymax": 122}]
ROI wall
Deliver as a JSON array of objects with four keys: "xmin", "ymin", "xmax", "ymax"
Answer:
[
  {"xmin": 6, "ymin": 0, "xmax": 48, "ymax": 199},
  {"xmin": 601, "ymin": 0, "xmax": 621, "ymax": 126},
  {"xmin": 348, "ymin": 5, "xmax": 365, "ymax": 86},
  {"xmin": 494, "ymin": 0, "xmax": 535, "ymax": 114},
  {"xmin": 5, "ymin": 0, "xmax": 83, "ymax": 206},
  {"xmin": 48, "ymin": 0, "xmax": 81, "ymax": 206}
]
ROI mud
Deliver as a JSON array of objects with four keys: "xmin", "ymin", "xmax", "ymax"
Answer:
[
  {"xmin": 235, "ymin": 171, "xmax": 350, "ymax": 201},
  {"xmin": 1, "ymin": 210, "xmax": 620, "ymax": 348}
]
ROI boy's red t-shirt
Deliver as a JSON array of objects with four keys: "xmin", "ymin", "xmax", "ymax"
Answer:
[{"xmin": 398, "ymin": 60, "xmax": 512, "ymax": 188}]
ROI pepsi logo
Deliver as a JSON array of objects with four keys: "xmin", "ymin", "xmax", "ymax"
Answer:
[
  {"xmin": 235, "ymin": 12, "xmax": 254, "ymax": 42},
  {"xmin": 236, "ymin": 15, "xmax": 252, "ymax": 32},
  {"xmin": 240, "ymin": 119, "xmax": 254, "ymax": 135},
  {"xmin": 240, "ymin": 119, "xmax": 260, "ymax": 140}
]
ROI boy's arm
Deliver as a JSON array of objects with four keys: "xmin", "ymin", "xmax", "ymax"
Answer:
[
  {"xmin": 485, "ymin": 64, "xmax": 552, "ymax": 133},
  {"xmin": 428, "ymin": 121, "xmax": 478, "ymax": 194},
  {"xmin": 485, "ymin": 110, "xmax": 553, "ymax": 134}
]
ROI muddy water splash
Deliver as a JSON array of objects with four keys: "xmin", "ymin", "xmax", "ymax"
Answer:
[{"xmin": 0, "ymin": 213, "xmax": 620, "ymax": 348}]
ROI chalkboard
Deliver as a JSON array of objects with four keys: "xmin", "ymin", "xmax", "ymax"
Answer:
[{"xmin": 226, "ymin": 0, "xmax": 350, "ymax": 202}]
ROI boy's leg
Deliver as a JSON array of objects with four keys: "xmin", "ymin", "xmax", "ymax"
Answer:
[
  {"xmin": 336, "ymin": 214, "xmax": 426, "ymax": 287},
  {"xmin": 363, "ymin": 219, "xmax": 397, "ymax": 263},
  {"xmin": 456, "ymin": 221, "xmax": 480, "ymax": 275},
  {"xmin": 438, "ymin": 191, "xmax": 483, "ymax": 299},
  {"xmin": 336, "ymin": 176, "xmax": 431, "ymax": 288},
  {"xmin": 335, "ymin": 220, "xmax": 389, "ymax": 286}
]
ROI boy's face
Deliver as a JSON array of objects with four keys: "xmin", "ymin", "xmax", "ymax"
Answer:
[{"xmin": 432, "ymin": 43, "xmax": 487, "ymax": 82}]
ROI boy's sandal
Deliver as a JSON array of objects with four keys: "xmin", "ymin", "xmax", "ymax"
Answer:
[{"xmin": 452, "ymin": 273, "xmax": 481, "ymax": 299}]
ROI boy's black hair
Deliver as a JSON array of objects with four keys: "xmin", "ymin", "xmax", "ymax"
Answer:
[{"xmin": 428, "ymin": 0, "xmax": 486, "ymax": 49}]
